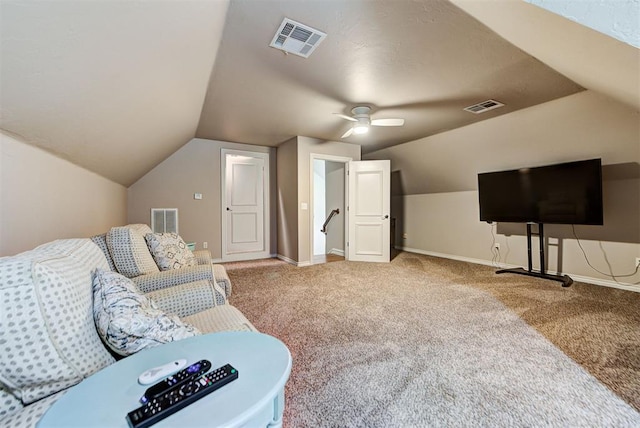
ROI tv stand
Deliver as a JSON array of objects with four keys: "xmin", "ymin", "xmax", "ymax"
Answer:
[{"xmin": 496, "ymin": 223, "xmax": 573, "ymax": 287}]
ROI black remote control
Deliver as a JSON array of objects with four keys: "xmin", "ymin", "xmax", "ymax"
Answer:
[
  {"xmin": 126, "ymin": 364, "xmax": 238, "ymax": 428},
  {"xmin": 140, "ymin": 360, "xmax": 212, "ymax": 403}
]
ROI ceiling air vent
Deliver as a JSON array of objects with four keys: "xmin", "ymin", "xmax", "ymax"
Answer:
[
  {"xmin": 269, "ymin": 18, "xmax": 326, "ymax": 58},
  {"xmin": 463, "ymin": 99, "xmax": 505, "ymax": 114}
]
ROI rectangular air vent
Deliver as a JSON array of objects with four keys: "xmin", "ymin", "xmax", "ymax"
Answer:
[
  {"xmin": 464, "ymin": 99, "xmax": 505, "ymax": 114},
  {"xmin": 269, "ymin": 18, "xmax": 326, "ymax": 58},
  {"xmin": 151, "ymin": 208, "xmax": 178, "ymax": 234}
]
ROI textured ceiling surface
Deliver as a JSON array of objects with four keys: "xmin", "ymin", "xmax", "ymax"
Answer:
[
  {"xmin": 1, "ymin": 0, "xmax": 637, "ymax": 187},
  {"xmin": 196, "ymin": 0, "xmax": 583, "ymax": 153},
  {"xmin": 0, "ymin": 0, "xmax": 229, "ymax": 185}
]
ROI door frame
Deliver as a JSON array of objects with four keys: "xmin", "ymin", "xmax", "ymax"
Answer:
[
  {"xmin": 221, "ymin": 148, "xmax": 270, "ymax": 262},
  {"xmin": 309, "ymin": 153, "xmax": 352, "ymax": 264}
]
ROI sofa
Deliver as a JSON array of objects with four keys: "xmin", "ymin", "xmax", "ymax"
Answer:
[{"xmin": 0, "ymin": 237, "xmax": 257, "ymax": 427}]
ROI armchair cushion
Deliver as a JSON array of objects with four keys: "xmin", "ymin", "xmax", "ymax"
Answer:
[
  {"xmin": 107, "ymin": 224, "xmax": 159, "ymax": 278},
  {"xmin": 183, "ymin": 305, "xmax": 257, "ymax": 334},
  {"xmin": 0, "ymin": 240, "xmax": 115, "ymax": 404},
  {"xmin": 89, "ymin": 234, "xmax": 117, "ymax": 271},
  {"xmin": 145, "ymin": 233, "xmax": 197, "ymax": 271},
  {"xmin": 0, "ymin": 389, "xmax": 66, "ymax": 428},
  {"xmin": 131, "ymin": 263, "xmax": 217, "ymax": 294},
  {"xmin": 146, "ymin": 280, "xmax": 226, "ymax": 318},
  {"xmin": 192, "ymin": 250, "xmax": 212, "ymax": 265},
  {"xmin": 92, "ymin": 269, "xmax": 200, "ymax": 356}
]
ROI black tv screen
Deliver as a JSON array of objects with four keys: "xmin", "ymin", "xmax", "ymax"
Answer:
[{"xmin": 478, "ymin": 159, "xmax": 603, "ymax": 225}]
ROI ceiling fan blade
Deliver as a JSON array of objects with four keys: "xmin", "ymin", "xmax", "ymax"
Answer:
[
  {"xmin": 341, "ymin": 128, "xmax": 354, "ymax": 138},
  {"xmin": 333, "ymin": 113, "xmax": 357, "ymax": 122},
  {"xmin": 371, "ymin": 118, "xmax": 405, "ymax": 127}
]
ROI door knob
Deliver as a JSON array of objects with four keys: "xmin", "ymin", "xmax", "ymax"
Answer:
[
  {"xmin": 384, "ymin": 215, "xmax": 389, "ymax": 219},
  {"xmin": 226, "ymin": 207, "xmax": 232, "ymax": 211}
]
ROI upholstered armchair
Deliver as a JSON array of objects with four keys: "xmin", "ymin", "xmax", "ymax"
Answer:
[{"xmin": 90, "ymin": 224, "xmax": 231, "ymax": 303}]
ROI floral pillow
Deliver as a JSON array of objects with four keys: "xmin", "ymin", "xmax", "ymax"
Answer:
[
  {"xmin": 145, "ymin": 233, "xmax": 197, "ymax": 271},
  {"xmin": 92, "ymin": 269, "xmax": 200, "ymax": 356}
]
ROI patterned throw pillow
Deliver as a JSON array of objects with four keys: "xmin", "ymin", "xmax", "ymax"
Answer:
[
  {"xmin": 145, "ymin": 233, "xmax": 198, "ymax": 271},
  {"xmin": 92, "ymin": 269, "xmax": 201, "ymax": 356}
]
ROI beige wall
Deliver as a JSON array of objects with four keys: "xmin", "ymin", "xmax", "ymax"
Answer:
[
  {"xmin": 368, "ymin": 91, "xmax": 640, "ymax": 290},
  {"xmin": 276, "ymin": 137, "xmax": 298, "ymax": 261},
  {"xmin": 0, "ymin": 131, "xmax": 127, "ymax": 256},
  {"xmin": 127, "ymin": 138, "xmax": 276, "ymax": 260},
  {"xmin": 275, "ymin": 136, "xmax": 360, "ymax": 263},
  {"xmin": 297, "ymin": 137, "xmax": 361, "ymax": 265},
  {"xmin": 396, "ymin": 181, "xmax": 639, "ymax": 289},
  {"xmin": 325, "ymin": 161, "xmax": 345, "ymax": 253}
]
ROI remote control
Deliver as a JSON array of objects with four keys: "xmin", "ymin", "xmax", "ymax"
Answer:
[
  {"xmin": 140, "ymin": 359, "xmax": 212, "ymax": 403},
  {"xmin": 126, "ymin": 364, "xmax": 238, "ymax": 428},
  {"xmin": 137, "ymin": 359, "xmax": 187, "ymax": 385}
]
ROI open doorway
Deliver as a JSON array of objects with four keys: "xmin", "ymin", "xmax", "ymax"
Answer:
[{"xmin": 311, "ymin": 155, "xmax": 349, "ymax": 265}]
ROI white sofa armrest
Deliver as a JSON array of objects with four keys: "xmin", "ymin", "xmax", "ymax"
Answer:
[
  {"xmin": 146, "ymin": 280, "xmax": 227, "ymax": 318},
  {"xmin": 192, "ymin": 250, "xmax": 212, "ymax": 265},
  {"xmin": 131, "ymin": 264, "xmax": 215, "ymax": 293}
]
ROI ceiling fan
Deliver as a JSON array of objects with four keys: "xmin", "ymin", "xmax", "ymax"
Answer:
[{"xmin": 334, "ymin": 106, "xmax": 405, "ymax": 138}]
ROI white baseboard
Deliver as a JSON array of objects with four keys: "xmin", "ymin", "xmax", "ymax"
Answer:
[
  {"xmin": 328, "ymin": 248, "xmax": 345, "ymax": 256},
  {"xmin": 397, "ymin": 246, "xmax": 640, "ymax": 293},
  {"xmin": 215, "ymin": 253, "xmax": 277, "ymax": 264},
  {"xmin": 276, "ymin": 254, "xmax": 312, "ymax": 267}
]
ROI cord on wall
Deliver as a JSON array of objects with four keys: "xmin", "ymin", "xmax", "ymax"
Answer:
[
  {"xmin": 488, "ymin": 222, "xmax": 503, "ymax": 269},
  {"xmin": 571, "ymin": 225, "xmax": 639, "ymax": 285}
]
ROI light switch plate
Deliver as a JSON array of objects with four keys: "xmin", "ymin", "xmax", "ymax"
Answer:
[{"xmin": 194, "ymin": 193, "xmax": 203, "ymax": 200}]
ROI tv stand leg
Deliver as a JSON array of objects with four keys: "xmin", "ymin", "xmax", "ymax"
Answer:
[
  {"xmin": 496, "ymin": 223, "xmax": 573, "ymax": 287},
  {"xmin": 526, "ymin": 223, "xmax": 533, "ymax": 272},
  {"xmin": 496, "ymin": 267, "xmax": 573, "ymax": 287}
]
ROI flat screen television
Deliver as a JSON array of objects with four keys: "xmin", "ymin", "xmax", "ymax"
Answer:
[{"xmin": 478, "ymin": 159, "xmax": 603, "ymax": 225}]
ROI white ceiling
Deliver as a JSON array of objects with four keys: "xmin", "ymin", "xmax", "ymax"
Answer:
[{"xmin": 1, "ymin": 0, "xmax": 638, "ymax": 186}]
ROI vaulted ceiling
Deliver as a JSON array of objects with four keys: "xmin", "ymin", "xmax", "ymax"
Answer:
[{"xmin": 1, "ymin": 0, "xmax": 638, "ymax": 186}]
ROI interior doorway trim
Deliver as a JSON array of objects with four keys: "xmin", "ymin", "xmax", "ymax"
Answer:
[
  {"xmin": 221, "ymin": 148, "xmax": 270, "ymax": 262},
  {"xmin": 309, "ymin": 153, "xmax": 352, "ymax": 264}
]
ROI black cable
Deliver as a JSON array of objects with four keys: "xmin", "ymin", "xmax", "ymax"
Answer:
[{"xmin": 571, "ymin": 225, "xmax": 639, "ymax": 284}]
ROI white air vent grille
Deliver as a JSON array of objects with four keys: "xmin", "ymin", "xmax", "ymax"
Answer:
[
  {"xmin": 464, "ymin": 99, "xmax": 505, "ymax": 114},
  {"xmin": 151, "ymin": 208, "xmax": 178, "ymax": 234},
  {"xmin": 270, "ymin": 18, "xmax": 326, "ymax": 58}
]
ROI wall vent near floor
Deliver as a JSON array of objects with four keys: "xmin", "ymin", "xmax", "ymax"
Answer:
[
  {"xmin": 269, "ymin": 18, "xmax": 326, "ymax": 58},
  {"xmin": 463, "ymin": 99, "xmax": 505, "ymax": 114},
  {"xmin": 151, "ymin": 208, "xmax": 178, "ymax": 234}
]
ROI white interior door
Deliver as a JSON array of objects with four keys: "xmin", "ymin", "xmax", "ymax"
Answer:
[
  {"xmin": 347, "ymin": 160, "xmax": 390, "ymax": 262},
  {"xmin": 222, "ymin": 150, "xmax": 269, "ymax": 261}
]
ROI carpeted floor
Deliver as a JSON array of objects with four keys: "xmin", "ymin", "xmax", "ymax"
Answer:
[{"xmin": 224, "ymin": 252, "xmax": 640, "ymax": 426}]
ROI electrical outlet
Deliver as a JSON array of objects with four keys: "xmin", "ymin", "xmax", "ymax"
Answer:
[
  {"xmin": 203, "ymin": 242, "xmax": 208, "ymax": 249},
  {"xmin": 494, "ymin": 243, "xmax": 500, "ymax": 250},
  {"xmin": 636, "ymin": 257, "xmax": 640, "ymax": 268}
]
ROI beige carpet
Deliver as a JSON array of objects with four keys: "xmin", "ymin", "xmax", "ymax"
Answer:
[{"xmin": 224, "ymin": 252, "xmax": 640, "ymax": 426}]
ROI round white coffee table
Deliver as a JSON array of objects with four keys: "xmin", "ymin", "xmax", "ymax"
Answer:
[{"xmin": 38, "ymin": 332, "xmax": 292, "ymax": 428}]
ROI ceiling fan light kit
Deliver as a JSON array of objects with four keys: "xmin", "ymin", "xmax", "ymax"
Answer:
[
  {"xmin": 353, "ymin": 124, "xmax": 370, "ymax": 135},
  {"xmin": 335, "ymin": 106, "xmax": 405, "ymax": 139}
]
